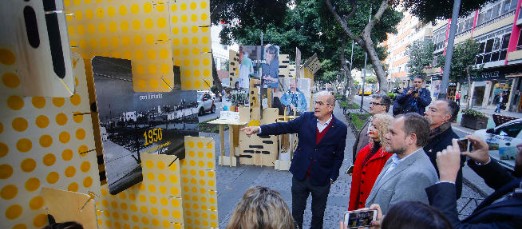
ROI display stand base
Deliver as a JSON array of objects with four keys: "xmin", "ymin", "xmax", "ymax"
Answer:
[
  {"xmin": 275, "ymin": 160, "xmax": 291, "ymax": 171},
  {"xmin": 219, "ymin": 156, "xmax": 237, "ymax": 166}
]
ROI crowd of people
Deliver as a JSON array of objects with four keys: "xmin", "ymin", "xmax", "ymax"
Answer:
[{"xmin": 236, "ymin": 85, "xmax": 521, "ymax": 229}]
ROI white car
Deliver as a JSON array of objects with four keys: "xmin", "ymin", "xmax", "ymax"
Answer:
[
  {"xmin": 197, "ymin": 91, "xmax": 216, "ymax": 116},
  {"xmin": 473, "ymin": 118, "xmax": 522, "ymax": 162}
]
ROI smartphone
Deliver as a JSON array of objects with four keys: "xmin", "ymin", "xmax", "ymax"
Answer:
[
  {"xmin": 457, "ymin": 138, "xmax": 471, "ymax": 152},
  {"xmin": 343, "ymin": 210, "xmax": 377, "ymax": 228}
]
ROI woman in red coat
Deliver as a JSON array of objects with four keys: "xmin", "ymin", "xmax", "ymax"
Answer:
[{"xmin": 348, "ymin": 113, "xmax": 393, "ymax": 210}]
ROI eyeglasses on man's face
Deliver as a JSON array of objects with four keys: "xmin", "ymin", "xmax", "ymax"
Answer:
[
  {"xmin": 314, "ymin": 101, "xmax": 330, "ymax": 106},
  {"xmin": 369, "ymin": 102, "xmax": 385, "ymax": 106}
]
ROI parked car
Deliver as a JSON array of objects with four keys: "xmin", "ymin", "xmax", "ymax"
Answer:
[
  {"xmin": 473, "ymin": 118, "xmax": 522, "ymax": 161},
  {"xmin": 197, "ymin": 91, "xmax": 216, "ymax": 116}
]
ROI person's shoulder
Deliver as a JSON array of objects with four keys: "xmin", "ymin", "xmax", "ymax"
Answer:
[{"xmin": 333, "ymin": 116, "xmax": 348, "ymax": 128}]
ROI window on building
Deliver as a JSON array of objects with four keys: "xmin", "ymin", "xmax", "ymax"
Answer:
[
  {"xmin": 476, "ymin": 29, "xmax": 511, "ymax": 64},
  {"xmin": 501, "ymin": 0, "xmax": 518, "ymax": 14},
  {"xmin": 518, "ymin": 29, "xmax": 522, "ymax": 50}
]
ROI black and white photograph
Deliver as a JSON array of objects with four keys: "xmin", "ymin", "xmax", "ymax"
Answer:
[{"xmin": 92, "ymin": 56, "xmax": 199, "ymax": 195}]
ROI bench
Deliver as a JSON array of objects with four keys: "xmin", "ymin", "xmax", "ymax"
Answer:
[{"xmin": 492, "ymin": 114, "xmax": 517, "ymax": 126}]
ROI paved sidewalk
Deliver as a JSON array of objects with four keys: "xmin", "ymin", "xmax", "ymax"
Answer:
[{"xmin": 453, "ymin": 104, "xmax": 522, "ymax": 133}]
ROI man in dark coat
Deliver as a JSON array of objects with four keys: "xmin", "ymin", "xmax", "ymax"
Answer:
[
  {"xmin": 423, "ymin": 99, "xmax": 465, "ymax": 198},
  {"xmin": 427, "ymin": 136, "xmax": 522, "ymax": 228},
  {"xmin": 395, "ymin": 76, "xmax": 432, "ymax": 115},
  {"xmin": 242, "ymin": 91, "xmax": 347, "ymax": 229}
]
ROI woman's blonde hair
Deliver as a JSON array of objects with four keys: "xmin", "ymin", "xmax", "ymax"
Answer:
[
  {"xmin": 372, "ymin": 113, "xmax": 394, "ymax": 149},
  {"xmin": 226, "ymin": 186, "xmax": 295, "ymax": 229}
]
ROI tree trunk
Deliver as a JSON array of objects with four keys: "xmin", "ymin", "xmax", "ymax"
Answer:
[
  {"xmin": 361, "ymin": 35, "xmax": 388, "ymax": 92},
  {"xmin": 211, "ymin": 51, "xmax": 223, "ymax": 95},
  {"xmin": 325, "ymin": 0, "xmax": 389, "ymax": 92},
  {"xmin": 339, "ymin": 41, "xmax": 355, "ymax": 101}
]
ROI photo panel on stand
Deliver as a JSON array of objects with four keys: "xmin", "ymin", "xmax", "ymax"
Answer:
[
  {"xmin": 224, "ymin": 45, "xmax": 262, "ymax": 112},
  {"xmin": 92, "ymin": 56, "xmax": 199, "ymax": 195},
  {"xmin": 279, "ymin": 77, "xmax": 311, "ymax": 116},
  {"xmin": 260, "ymin": 44, "xmax": 280, "ymax": 114}
]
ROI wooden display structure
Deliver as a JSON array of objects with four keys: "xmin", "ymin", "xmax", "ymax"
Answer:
[
  {"xmin": 209, "ymin": 107, "xmax": 249, "ymax": 167},
  {"xmin": 41, "ymin": 187, "xmax": 97, "ymax": 229}
]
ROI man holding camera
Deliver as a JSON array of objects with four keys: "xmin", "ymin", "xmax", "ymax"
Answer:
[{"xmin": 395, "ymin": 76, "xmax": 432, "ymax": 115}]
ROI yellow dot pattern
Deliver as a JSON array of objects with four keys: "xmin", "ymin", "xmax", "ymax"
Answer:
[
  {"xmin": 181, "ymin": 136, "xmax": 218, "ymax": 229},
  {"xmin": 0, "ymin": 52, "xmax": 99, "ymax": 228},
  {"xmin": 65, "ymin": 0, "xmax": 211, "ymax": 91},
  {"xmin": 1, "ymin": 0, "xmax": 213, "ymax": 227},
  {"xmin": 97, "ymin": 154, "xmax": 185, "ymax": 228}
]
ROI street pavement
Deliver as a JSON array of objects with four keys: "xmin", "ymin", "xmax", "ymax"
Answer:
[{"xmin": 201, "ymin": 97, "xmax": 516, "ymax": 228}]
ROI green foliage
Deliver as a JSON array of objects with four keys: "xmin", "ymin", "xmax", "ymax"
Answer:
[
  {"xmin": 365, "ymin": 77, "xmax": 378, "ymax": 84},
  {"xmin": 406, "ymin": 40, "xmax": 434, "ymax": 77},
  {"xmin": 461, "ymin": 108, "xmax": 487, "ymax": 118},
  {"xmin": 436, "ymin": 39, "xmax": 482, "ymax": 82},
  {"xmin": 210, "ymin": 0, "xmax": 291, "ymax": 45},
  {"xmin": 401, "ymin": 0, "xmax": 495, "ymax": 23},
  {"xmin": 387, "ymin": 92, "xmax": 396, "ymax": 100},
  {"xmin": 349, "ymin": 112, "xmax": 371, "ymax": 132}
]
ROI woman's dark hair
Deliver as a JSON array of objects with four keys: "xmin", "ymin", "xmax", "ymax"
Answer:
[{"xmin": 382, "ymin": 201, "xmax": 453, "ymax": 229}]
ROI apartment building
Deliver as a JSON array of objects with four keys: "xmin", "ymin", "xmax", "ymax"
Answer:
[{"xmin": 385, "ymin": 11, "xmax": 433, "ymax": 90}]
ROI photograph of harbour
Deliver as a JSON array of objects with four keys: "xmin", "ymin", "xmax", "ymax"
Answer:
[{"xmin": 92, "ymin": 56, "xmax": 199, "ymax": 195}]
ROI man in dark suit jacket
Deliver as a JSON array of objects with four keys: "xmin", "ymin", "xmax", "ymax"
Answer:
[
  {"xmin": 426, "ymin": 136, "xmax": 522, "ymax": 228},
  {"xmin": 424, "ymin": 99, "xmax": 465, "ymax": 198},
  {"xmin": 242, "ymin": 91, "xmax": 347, "ymax": 229}
]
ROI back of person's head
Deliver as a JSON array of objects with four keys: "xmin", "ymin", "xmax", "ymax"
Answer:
[
  {"xmin": 382, "ymin": 201, "xmax": 452, "ymax": 229},
  {"xmin": 372, "ymin": 94, "xmax": 392, "ymax": 112},
  {"xmin": 445, "ymin": 99, "xmax": 460, "ymax": 122},
  {"xmin": 400, "ymin": 113, "xmax": 430, "ymax": 147},
  {"xmin": 226, "ymin": 186, "xmax": 295, "ymax": 229}
]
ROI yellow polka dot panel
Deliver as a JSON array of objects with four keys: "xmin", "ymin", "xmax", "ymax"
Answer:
[
  {"xmin": 181, "ymin": 136, "xmax": 218, "ymax": 229},
  {"xmin": 66, "ymin": 0, "xmax": 211, "ymax": 91},
  {"xmin": 97, "ymin": 154, "xmax": 185, "ymax": 228},
  {"xmin": 0, "ymin": 53, "xmax": 100, "ymax": 228}
]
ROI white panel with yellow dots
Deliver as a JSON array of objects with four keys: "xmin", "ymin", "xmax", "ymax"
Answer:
[
  {"xmin": 65, "ymin": 0, "xmax": 211, "ymax": 91},
  {"xmin": 170, "ymin": 1, "xmax": 212, "ymax": 89},
  {"xmin": 0, "ymin": 52, "xmax": 100, "ymax": 228},
  {"xmin": 65, "ymin": 0, "xmax": 176, "ymax": 92},
  {"xmin": 181, "ymin": 136, "xmax": 218, "ymax": 229},
  {"xmin": 96, "ymin": 153, "xmax": 185, "ymax": 229}
]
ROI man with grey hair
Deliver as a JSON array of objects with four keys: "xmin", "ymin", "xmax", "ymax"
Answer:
[
  {"xmin": 365, "ymin": 113, "xmax": 438, "ymax": 214},
  {"xmin": 351, "ymin": 94, "xmax": 391, "ymax": 165},
  {"xmin": 423, "ymin": 99, "xmax": 465, "ymax": 198},
  {"xmin": 242, "ymin": 91, "xmax": 347, "ymax": 229}
]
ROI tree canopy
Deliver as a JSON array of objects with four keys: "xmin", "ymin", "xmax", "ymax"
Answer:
[
  {"xmin": 400, "ymin": 0, "xmax": 496, "ymax": 23},
  {"xmin": 406, "ymin": 40, "xmax": 434, "ymax": 78},
  {"xmin": 436, "ymin": 38, "xmax": 481, "ymax": 82}
]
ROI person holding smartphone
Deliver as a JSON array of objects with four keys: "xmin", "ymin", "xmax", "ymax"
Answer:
[
  {"xmin": 341, "ymin": 202, "xmax": 451, "ymax": 229},
  {"xmin": 426, "ymin": 136, "xmax": 522, "ymax": 228}
]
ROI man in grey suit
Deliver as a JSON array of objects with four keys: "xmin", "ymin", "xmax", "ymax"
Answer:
[{"xmin": 365, "ymin": 113, "xmax": 438, "ymax": 214}]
